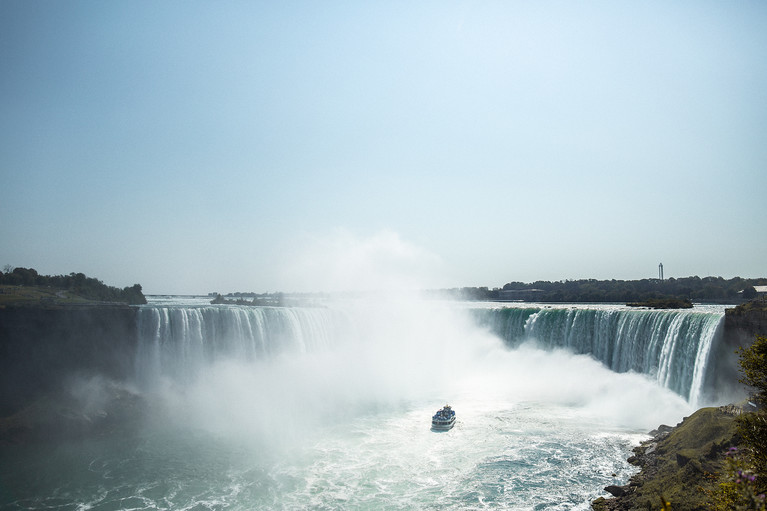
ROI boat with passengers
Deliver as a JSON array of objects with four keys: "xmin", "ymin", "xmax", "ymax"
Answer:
[{"xmin": 431, "ymin": 404, "xmax": 456, "ymax": 431}]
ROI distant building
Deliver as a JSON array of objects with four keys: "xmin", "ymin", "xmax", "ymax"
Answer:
[{"xmin": 739, "ymin": 285, "xmax": 767, "ymax": 301}]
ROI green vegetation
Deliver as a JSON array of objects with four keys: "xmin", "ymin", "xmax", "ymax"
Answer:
[
  {"xmin": 0, "ymin": 267, "xmax": 146, "ymax": 306},
  {"xmin": 436, "ymin": 276, "xmax": 766, "ymax": 303},
  {"xmin": 708, "ymin": 335, "xmax": 767, "ymax": 509},
  {"xmin": 727, "ymin": 300, "xmax": 767, "ymax": 316},
  {"xmin": 635, "ymin": 407, "xmax": 737, "ymax": 509},
  {"xmin": 627, "ymin": 298, "xmax": 694, "ymax": 309},
  {"xmin": 210, "ymin": 293, "xmax": 284, "ymax": 306},
  {"xmin": 209, "ymin": 292, "xmax": 324, "ymax": 307},
  {"xmin": 591, "ymin": 407, "xmax": 742, "ymax": 510}
]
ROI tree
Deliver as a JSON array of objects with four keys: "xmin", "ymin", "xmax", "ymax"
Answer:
[
  {"xmin": 712, "ymin": 336, "xmax": 767, "ymax": 509},
  {"xmin": 12, "ymin": 267, "xmax": 38, "ymax": 286},
  {"xmin": 738, "ymin": 336, "xmax": 767, "ymax": 407},
  {"xmin": 122, "ymin": 284, "xmax": 147, "ymax": 305},
  {"xmin": 736, "ymin": 336, "xmax": 767, "ymax": 492}
]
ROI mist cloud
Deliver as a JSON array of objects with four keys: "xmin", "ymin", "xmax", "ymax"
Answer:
[{"xmin": 280, "ymin": 229, "xmax": 448, "ymax": 293}]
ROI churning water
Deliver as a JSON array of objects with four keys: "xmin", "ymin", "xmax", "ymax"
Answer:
[{"xmin": 1, "ymin": 297, "xmax": 727, "ymax": 510}]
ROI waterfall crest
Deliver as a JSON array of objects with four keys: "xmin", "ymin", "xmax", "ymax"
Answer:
[
  {"xmin": 135, "ymin": 302, "xmax": 724, "ymax": 406},
  {"xmin": 135, "ymin": 305, "xmax": 353, "ymax": 384},
  {"xmin": 474, "ymin": 306, "xmax": 724, "ymax": 405}
]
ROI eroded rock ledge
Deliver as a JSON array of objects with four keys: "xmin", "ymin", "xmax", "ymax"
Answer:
[{"xmin": 593, "ymin": 406, "xmax": 741, "ymax": 511}]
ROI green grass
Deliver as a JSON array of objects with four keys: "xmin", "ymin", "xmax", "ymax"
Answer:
[
  {"xmin": 621, "ymin": 407, "xmax": 738, "ymax": 510},
  {"xmin": 0, "ymin": 285, "xmax": 96, "ymax": 306}
]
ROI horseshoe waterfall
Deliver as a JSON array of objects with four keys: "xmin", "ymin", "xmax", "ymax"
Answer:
[
  {"xmin": 0, "ymin": 297, "xmax": 734, "ymax": 510},
  {"xmin": 134, "ymin": 300, "xmax": 724, "ymax": 405}
]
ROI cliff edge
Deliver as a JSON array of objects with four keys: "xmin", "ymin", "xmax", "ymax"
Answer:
[
  {"xmin": 593, "ymin": 406, "xmax": 740, "ymax": 511},
  {"xmin": 724, "ymin": 300, "xmax": 767, "ymax": 346},
  {"xmin": 0, "ymin": 305, "xmax": 138, "ymax": 417}
]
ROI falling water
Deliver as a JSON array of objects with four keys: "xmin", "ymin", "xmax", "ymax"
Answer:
[
  {"xmin": 1, "ymin": 297, "xmax": 721, "ymax": 510},
  {"xmin": 473, "ymin": 303, "xmax": 724, "ymax": 406}
]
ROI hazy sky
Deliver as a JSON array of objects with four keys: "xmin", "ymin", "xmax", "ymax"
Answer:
[{"xmin": 1, "ymin": 1, "xmax": 765, "ymax": 294}]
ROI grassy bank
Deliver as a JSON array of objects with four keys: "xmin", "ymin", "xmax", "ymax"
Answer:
[
  {"xmin": 0, "ymin": 285, "xmax": 98, "ymax": 307},
  {"xmin": 593, "ymin": 406, "xmax": 741, "ymax": 510}
]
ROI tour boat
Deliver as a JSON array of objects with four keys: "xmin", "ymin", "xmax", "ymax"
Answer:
[{"xmin": 431, "ymin": 404, "xmax": 456, "ymax": 431}]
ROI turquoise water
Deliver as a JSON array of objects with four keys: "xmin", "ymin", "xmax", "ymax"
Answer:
[
  {"xmin": 1, "ymin": 401, "xmax": 654, "ymax": 510},
  {"xmin": 0, "ymin": 298, "xmax": 705, "ymax": 509}
]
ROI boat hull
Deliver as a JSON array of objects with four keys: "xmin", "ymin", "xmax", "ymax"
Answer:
[{"xmin": 431, "ymin": 419, "xmax": 455, "ymax": 431}]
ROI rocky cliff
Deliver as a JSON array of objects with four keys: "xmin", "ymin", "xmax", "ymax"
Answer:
[
  {"xmin": 593, "ymin": 406, "xmax": 740, "ymax": 511},
  {"xmin": 700, "ymin": 302, "xmax": 767, "ymax": 404},
  {"xmin": 724, "ymin": 303, "xmax": 767, "ymax": 346},
  {"xmin": 0, "ymin": 305, "xmax": 138, "ymax": 417}
]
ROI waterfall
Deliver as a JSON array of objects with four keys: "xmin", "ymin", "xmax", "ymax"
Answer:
[
  {"xmin": 135, "ymin": 301, "xmax": 724, "ymax": 407},
  {"xmin": 474, "ymin": 305, "xmax": 724, "ymax": 405},
  {"xmin": 135, "ymin": 305, "xmax": 353, "ymax": 385}
]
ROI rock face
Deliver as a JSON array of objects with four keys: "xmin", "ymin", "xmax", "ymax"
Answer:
[
  {"xmin": 592, "ymin": 407, "xmax": 740, "ymax": 511},
  {"xmin": 724, "ymin": 306, "xmax": 767, "ymax": 347},
  {"xmin": 700, "ymin": 303, "xmax": 767, "ymax": 404},
  {"xmin": 0, "ymin": 305, "xmax": 138, "ymax": 417},
  {"xmin": 0, "ymin": 381, "xmax": 147, "ymax": 445}
]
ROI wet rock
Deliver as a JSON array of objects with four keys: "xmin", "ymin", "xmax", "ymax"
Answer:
[{"xmin": 604, "ymin": 485, "xmax": 628, "ymax": 497}]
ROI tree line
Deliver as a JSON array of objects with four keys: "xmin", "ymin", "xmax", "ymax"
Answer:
[
  {"xmin": 715, "ymin": 334, "xmax": 767, "ymax": 508},
  {"xmin": 434, "ymin": 276, "xmax": 766, "ymax": 303},
  {"xmin": 0, "ymin": 266, "xmax": 146, "ymax": 305}
]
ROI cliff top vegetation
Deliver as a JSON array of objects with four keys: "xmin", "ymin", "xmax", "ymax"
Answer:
[
  {"xmin": 435, "ymin": 276, "xmax": 767, "ymax": 304},
  {"xmin": 627, "ymin": 298, "xmax": 694, "ymax": 309},
  {"xmin": 726, "ymin": 299, "xmax": 767, "ymax": 316},
  {"xmin": 0, "ymin": 267, "xmax": 146, "ymax": 306}
]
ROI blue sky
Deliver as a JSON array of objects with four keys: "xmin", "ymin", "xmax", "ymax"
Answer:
[{"xmin": 1, "ymin": 1, "xmax": 765, "ymax": 294}]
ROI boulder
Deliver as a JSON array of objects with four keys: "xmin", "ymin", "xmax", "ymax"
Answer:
[{"xmin": 604, "ymin": 485, "xmax": 628, "ymax": 497}]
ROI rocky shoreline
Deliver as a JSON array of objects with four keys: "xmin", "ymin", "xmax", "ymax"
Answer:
[
  {"xmin": 592, "ymin": 406, "xmax": 742, "ymax": 510},
  {"xmin": 592, "ymin": 301, "xmax": 767, "ymax": 510}
]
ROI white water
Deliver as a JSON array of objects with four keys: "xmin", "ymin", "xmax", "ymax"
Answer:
[
  {"xmin": 1, "ymin": 297, "xmax": 717, "ymax": 510},
  {"xmin": 472, "ymin": 302, "xmax": 726, "ymax": 405}
]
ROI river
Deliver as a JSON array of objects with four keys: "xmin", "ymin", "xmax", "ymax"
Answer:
[{"xmin": 1, "ymin": 296, "xmax": 728, "ymax": 509}]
